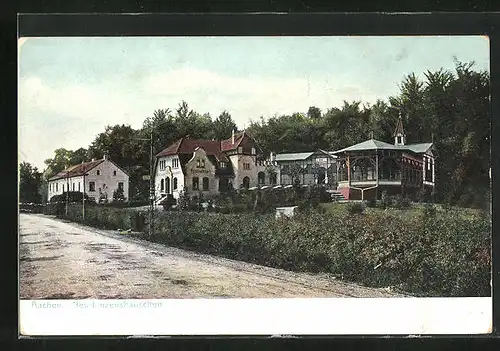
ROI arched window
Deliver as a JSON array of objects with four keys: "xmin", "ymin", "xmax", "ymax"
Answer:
[
  {"xmin": 317, "ymin": 167, "xmax": 326, "ymax": 184},
  {"xmin": 97, "ymin": 170, "xmax": 100, "ymax": 175},
  {"xmin": 113, "ymin": 170, "xmax": 116, "ymax": 176},
  {"xmin": 173, "ymin": 177, "xmax": 178, "ymax": 190},
  {"xmin": 258, "ymin": 172, "xmax": 265, "ymax": 185},
  {"xmin": 165, "ymin": 177, "xmax": 170, "ymax": 194},
  {"xmin": 160, "ymin": 179, "xmax": 164, "ymax": 192},
  {"xmin": 203, "ymin": 177, "xmax": 209, "ymax": 191},
  {"xmin": 270, "ymin": 173, "xmax": 277, "ymax": 185},
  {"xmin": 242, "ymin": 176, "xmax": 250, "ymax": 189},
  {"xmin": 192, "ymin": 177, "xmax": 199, "ymax": 190}
]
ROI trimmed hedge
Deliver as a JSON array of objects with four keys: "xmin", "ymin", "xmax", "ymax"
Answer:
[
  {"xmin": 46, "ymin": 202, "xmax": 147, "ymax": 232},
  {"xmin": 19, "ymin": 203, "xmax": 45, "ymax": 213},
  {"xmin": 44, "ymin": 200, "xmax": 491, "ymax": 297},
  {"xmin": 141, "ymin": 206, "xmax": 490, "ymax": 297}
]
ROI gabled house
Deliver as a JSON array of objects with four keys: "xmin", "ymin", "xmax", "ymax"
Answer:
[
  {"xmin": 154, "ymin": 130, "xmax": 274, "ymax": 200},
  {"xmin": 47, "ymin": 156, "xmax": 129, "ymax": 203}
]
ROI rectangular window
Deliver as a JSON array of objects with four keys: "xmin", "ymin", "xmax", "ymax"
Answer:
[
  {"xmin": 78, "ymin": 182, "xmax": 81, "ymax": 191},
  {"xmin": 203, "ymin": 177, "xmax": 209, "ymax": 191},
  {"xmin": 56, "ymin": 183, "xmax": 58, "ymax": 192},
  {"xmin": 89, "ymin": 181, "xmax": 96, "ymax": 192},
  {"xmin": 62, "ymin": 184, "xmax": 65, "ymax": 192},
  {"xmin": 118, "ymin": 182, "xmax": 124, "ymax": 191},
  {"xmin": 192, "ymin": 177, "xmax": 199, "ymax": 190},
  {"xmin": 196, "ymin": 159, "xmax": 201, "ymax": 168},
  {"xmin": 220, "ymin": 162, "xmax": 226, "ymax": 168},
  {"xmin": 243, "ymin": 163, "xmax": 250, "ymax": 170},
  {"xmin": 172, "ymin": 159, "xmax": 179, "ymax": 168},
  {"xmin": 72, "ymin": 183, "xmax": 75, "ymax": 191},
  {"xmin": 427, "ymin": 158, "xmax": 431, "ymax": 170},
  {"xmin": 251, "ymin": 147, "xmax": 256, "ymax": 155},
  {"xmin": 97, "ymin": 170, "xmax": 100, "ymax": 175}
]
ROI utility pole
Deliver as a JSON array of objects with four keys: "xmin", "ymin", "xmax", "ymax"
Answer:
[
  {"xmin": 65, "ymin": 168, "xmax": 69, "ymax": 217},
  {"xmin": 149, "ymin": 128, "xmax": 154, "ymax": 238},
  {"xmin": 82, "ymin": 170, "xmax": 86, "ymax": 221},
  {"xmin": 134, "ymin": 118, "xmax": 169, "ymax": 238}
]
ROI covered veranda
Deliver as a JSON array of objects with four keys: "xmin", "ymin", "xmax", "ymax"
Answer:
[{"xmin": 332, "ymin": 141, "xmax": 424, "ymax": 201}]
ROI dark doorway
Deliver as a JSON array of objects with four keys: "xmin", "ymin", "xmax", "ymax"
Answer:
[{"xmin": 242, "ymin": 176, "xmax": 250, "ymax": 189}]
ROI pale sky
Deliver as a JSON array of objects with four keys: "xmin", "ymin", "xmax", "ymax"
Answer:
[{"xmin": 18, "ymin": 36, "xmax": 489, "ymax": 170}]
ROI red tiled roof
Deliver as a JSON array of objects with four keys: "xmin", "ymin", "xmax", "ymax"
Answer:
[
  {"xmin": 49, "ymin": 159, "xmax": 105, "ymax": 181},
  {"xmin": 220, "ymin": 131, "xmax": 245, "ymax": 151},
  {"xmin": 156, "ymin": 137, "xmax": 229, "ymax": 161}
]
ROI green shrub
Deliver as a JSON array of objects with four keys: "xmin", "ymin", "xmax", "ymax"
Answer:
[
  {"xmin": 441, "ymin": 201, "xmax": 453, "ymax": 211},
  {"xmin": 53, "ymin": 198, "xmax": 491, "ymax": 297},
  {"xmin": 177, "ymin": 188, "xmax": 190, "ymax": 210},
  {"xmin": 380, "ymin": 191, "xmax": 392, "ymax": 209},
  {"xmin": 112, "ymin": 186, "xmax": 125, "ymax": 203},
  {"xmin": 346, "ymin": 202, "xmax": 366, "ymax": 215},
  {"xmin": 393, "ymin": 195, "xmax": 412, "ymax": 209},
  {"xmin": 50, "ymin": 191, "xmax": 90, "ymax": 203},
  {"xmin": 161, "ymin": 194, "xmax": 177, "ymax": 211},
  {"xmin": 422, "ymin": 202, "xmax": 437, "ymax": 217},
  {"xmin": 366, "ymin": 198, "xmax": 377, "ymax": 208},
  {"xmin": 401, "ymin": 197, "xmax": 412, "ymax": 208}
]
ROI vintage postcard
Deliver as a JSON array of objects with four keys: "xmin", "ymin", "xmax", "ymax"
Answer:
[{"xmin": 18, "ymin": 31, "xmax": 492, "ymax": 335}]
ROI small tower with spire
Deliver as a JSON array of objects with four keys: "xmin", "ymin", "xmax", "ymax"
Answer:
[{"xmin": 393, "ymin": 112, "xmax": 406, "ymax": 146}]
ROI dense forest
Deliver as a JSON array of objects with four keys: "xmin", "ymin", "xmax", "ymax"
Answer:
[{"xmin": 22, "ymin": 60, "xmax": 490, "ymax": 209}]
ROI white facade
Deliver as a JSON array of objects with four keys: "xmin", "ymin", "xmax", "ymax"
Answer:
[
  {"xmin": 155, "ymin": 154, "xmax": 184, "ymax": 200},
  {"xmin": 47, "ymin": 176, "xmax": 84, "ymax": 201},
  {"xmin": 48, "ymin": 159, "xmax": 129, "ymax": 203}
]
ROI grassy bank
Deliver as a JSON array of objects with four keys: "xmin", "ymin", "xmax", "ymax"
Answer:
[{"xmin": 47, "ymin": 202, "xmax": 491, "ymax": 297}]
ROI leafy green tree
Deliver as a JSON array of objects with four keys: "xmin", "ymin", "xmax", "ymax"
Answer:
[
  {"xmin": 307, "ymin": 106, "xmax": 322, "ymax": 119},
  {"xmin": 43, "ymin": 148, "xmax": 73, "ymax": 179},
  {"xmin": 265, "ymin": 165, "xmax": 278, "ymax": 185},
  {"xmin": 288, "ymin": 163, "xmax": 304, "ymax": 184},
  {"xmin": 112, "ymin": 186, "xmax": 126, "ymax": 203},
  {"xmin": 213, "ymin": 111, "xmax": 237, "ymax": 140},
  {"xmin": 70, "ymin": 148, "xmax": 88, "ymax": 165},
  {"xmin": 19, "ymin": 161, "xmax": 42, "ymax": 203}
]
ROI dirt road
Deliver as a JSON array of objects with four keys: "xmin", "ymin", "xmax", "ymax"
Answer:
[{"xmin": 19, "ymin": 213, "xmax": 405, "ymax": 299}]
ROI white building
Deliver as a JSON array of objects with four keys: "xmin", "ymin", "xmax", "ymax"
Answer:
[
  {"xmin": 47, "ymin": 156, "xmax": 129, "ymax": 203},
  {"xmin": 154, "ymin": 131, "xmax": 277, "ymax": 201}
]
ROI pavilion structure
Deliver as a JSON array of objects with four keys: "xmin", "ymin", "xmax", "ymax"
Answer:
[{"xmin": 330, "ymin": 116, "xmax": 436, "ymax": 201}]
